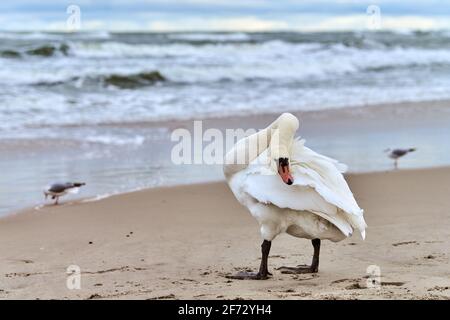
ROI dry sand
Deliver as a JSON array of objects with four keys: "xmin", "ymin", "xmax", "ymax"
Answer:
[{"xmin": 0, "ymin": 167, "xmax": 449, "ymax": 300}]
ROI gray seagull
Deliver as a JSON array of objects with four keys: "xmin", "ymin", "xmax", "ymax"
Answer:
[
  {"xmin": 385, "ymin": 148, "xmax": 416, "ymax": 169},
  {"xmin": 44, "ymin": 182, "xmax": 86, "ymax": 205}
]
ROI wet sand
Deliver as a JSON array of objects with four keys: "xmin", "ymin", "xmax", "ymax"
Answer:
[{"xmin": 0, "ymin": 167, "xmax": 449, "ymax": 299}]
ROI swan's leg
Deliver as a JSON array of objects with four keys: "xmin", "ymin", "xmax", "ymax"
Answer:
[
  {"xmin": 227, "ymin": 240, "xmax": 272, "ymax": 280},
  {"xmin": 277, "ymin": 239, "xmax": 320, "ymax": 274}
]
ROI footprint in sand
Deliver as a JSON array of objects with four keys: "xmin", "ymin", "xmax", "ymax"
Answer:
[
  {"xmin": 382, "ymin": 281, "xmax": 405, "ymax": 287},
  {"xmin": 331, "ymin": 278, "xmax": 352, "ymax": 284},
  {"xmin": 392, "ymin": 241, "xmax": 418, "ymax": 247},
  {"xmin": 18, "ymin": 259, "xmax": 34, "ymax": 264},
  {"xmin": 345, "ymin": 283, "xmax": 365, "ymax": 290},
  {"xmin": 148, "ymin": 293, "xmax": 175, "ymax": 300},
  {"xmin": 291, "ymin": 275, "xmax": 317, "ymax": 282},
  {"xmin": 5, "ymin": 271, "xmax": 48, "ymax": 278}
]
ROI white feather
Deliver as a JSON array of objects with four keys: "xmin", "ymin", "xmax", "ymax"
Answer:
[
  {"xmin": 241, "ymin": 139, "xmax": 366, "ymax": 239},
  {"xmin": 225, "ymin": 115, "xmax": 367, "ymax": 242}
]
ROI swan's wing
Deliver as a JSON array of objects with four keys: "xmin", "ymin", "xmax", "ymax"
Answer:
[
  {"xmin": 291, "ymin": 140, "xmax": 366, "ymax": 231},
  {"xmin": 292, "ymin": 139, "xmax": 348, "ymax": 173},
  {"xmin": 292, "ymin": 141, "xmax": 359, "ymax": 213},
  {"xmin": 243, "ymin": 174, "xmax": 354, "ymax": 237},
  {"xmin": 242, "ymin": 139, "xmax": 366, "ymax": 239}
]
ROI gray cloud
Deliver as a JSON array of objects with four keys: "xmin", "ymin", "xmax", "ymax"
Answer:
[{"xmin": 1, "ymin": 0, "xmax": 450, "ymax": 31}]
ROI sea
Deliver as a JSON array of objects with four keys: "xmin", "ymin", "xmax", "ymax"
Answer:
[{"xmin": 1, "ymin": 30, "xmax": 450, "ymax": 215}]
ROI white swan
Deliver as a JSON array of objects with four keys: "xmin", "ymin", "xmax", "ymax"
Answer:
[{"xmin": 224, "ymin": 113, "xmax": 366, "ymax": 279}]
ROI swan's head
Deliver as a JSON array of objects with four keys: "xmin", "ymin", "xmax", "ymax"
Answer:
[
  {"xmin": 277, "ymin": 157, "xmax": 293, "ymax": 185},
  {"xmin": 269, "ymin": 113, "xmax": 299, "ymax": 185}
]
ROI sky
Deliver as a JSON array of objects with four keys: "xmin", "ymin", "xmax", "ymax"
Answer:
[{"xmin": 1, "ymin": 0, "xmax": 450, "ymax": 32}]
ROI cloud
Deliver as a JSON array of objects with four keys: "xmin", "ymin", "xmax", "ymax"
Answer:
[
  {"xmin": 147, "ymin": 16, "xmax": 288, "ymax": 32},
  {"xmin": 381, "ymin": 16, "xmax": 449, "ymax": 30},
  {"xmin": 1, "ymin": 1, "xmax": 450, "ymax": 31},
  {"xmin": 290, "ymin": 14, "xmax": 450, "ymax": 31}
]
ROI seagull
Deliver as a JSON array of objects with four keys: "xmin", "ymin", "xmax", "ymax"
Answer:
[
  {"xmin": 44, "ymin": 182, "xmax": 86, "ymax": 205},
  {"xmin": 385, "ymin": 148, "xmax": 416, "ymax": 169}
]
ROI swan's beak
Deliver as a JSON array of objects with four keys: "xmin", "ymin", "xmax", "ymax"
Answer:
[{"xmin": 278, "ymin": 158, "xmax": 294, "ymax": 185}]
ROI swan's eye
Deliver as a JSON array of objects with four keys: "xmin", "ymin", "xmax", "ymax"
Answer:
[{"xmin": 278, "ymin": 157, "xmax": 289, "ymax": 167}]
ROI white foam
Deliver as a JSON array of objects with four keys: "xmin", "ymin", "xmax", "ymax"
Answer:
[
  {"xmin": 2, "ymin": 34, "xmax": 450, "ymax": 133},
  {"xmin": 82, "ymin": 194, "xmax": 112, "ymax": 203},
  {"xmin": 0, "ymin": 32, "xmax": 62, "ymax": 40},
  {"xmin": 0, "ymin": 31, "xmax": 111, "ymax": 40},
  {"xmin": 168, "ymin": 32, "xmax": 250, "ymax": 42},
  {"xmin": 85, "ymin": 135, "xmax": 145, "ymax": 146}
]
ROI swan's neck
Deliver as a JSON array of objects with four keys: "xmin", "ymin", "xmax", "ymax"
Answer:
[
  {"xmin": 268, "ymin": 125, "xmax": 293, "ymax": 160},
  {"xmin": 223, "ymin": 127, "xmax": 272, "ymax": 178},
  {"xmin": 224, "ymin": 113, "xmax": 298, "ymax": 178}
]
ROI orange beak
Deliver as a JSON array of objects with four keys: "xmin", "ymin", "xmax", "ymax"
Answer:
[{"xmin": 278, "ymin": 158, "xmax": 294, "ymax": 185}]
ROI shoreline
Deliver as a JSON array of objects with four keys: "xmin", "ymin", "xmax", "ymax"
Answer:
[
  {"xmin": 4, "ymin": 164, "xmax": 450, "ymax": 219},
  {"xmin": 2, "ymin": 98, "xmax": 450, "ymax": 217},
  {"xmin": 0, "ymin": 167, "xmax": 449, "ymax": 299},
  {"xmin": 6, "ymin": 98, "xmax": 450, "ymax": 130}
]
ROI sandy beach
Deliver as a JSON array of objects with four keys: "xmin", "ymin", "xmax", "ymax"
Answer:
[
  {"xmin": 3, "ymin": 3, "xmax": 450, "ymax": 304},
  {"xmin": 0, "ymin": 166, "xmax": 449, "ymax": 300}
]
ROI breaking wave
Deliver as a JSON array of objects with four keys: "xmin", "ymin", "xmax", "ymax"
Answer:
[{"xmin": 2, "ymin": 31, "xmax": 450, "ymax": 131}]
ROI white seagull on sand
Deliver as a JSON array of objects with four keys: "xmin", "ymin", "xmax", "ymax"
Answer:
[{"xmin": 223, "ymin": 113, "xmax": 366, "ymax": 280}]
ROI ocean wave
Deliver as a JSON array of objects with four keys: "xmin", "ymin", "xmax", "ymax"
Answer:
[
  {"xmin": 68, "ymin": 41, "xmax": 186, "ymax": 58},
  {"xmin": 168, "ymin": 32, "xmax": 251, "ymax": 42},
  {"xmin": 0, "ymin": 43, "xmax": 70, "ymax": 59},
  {"xmin": 67, "ymin": 39, "xmax": 450, "ymax": 68},
  {"xmin": 26, "ymin": 44, "xmax": 70, "ymax": 57},
  {"xmin": 3, "ymin": 31, "xmax": 450, "ymax": 133},
  {"xmin": 0, "ymin": 49, "xmax": 21, "ymax": 58},
  {"xmin": 0, "ymin": 31, "xmax": 111, "ymax": 41},
  {"xmin": 0, "ymin": 31, "xmax": 63, "ymax": 40},
  {"xmin": 34, "ymin": 71, "xmax": 166, "ymax": 89},
  {"xmin": 103, "ymin": 71, "xmax": 165, "ymax": 89},
  {"xmin": 73, "ymin": 31, "xmax": 112, "ymax": 40},
  {"xmin": 3, "ymin": 41, "xmax": 450, "ymax": 88}
]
